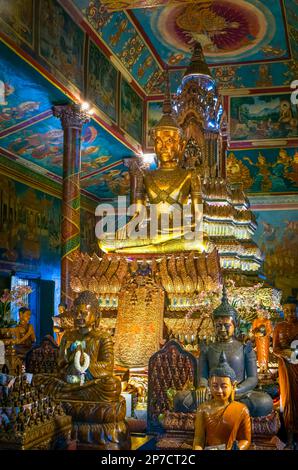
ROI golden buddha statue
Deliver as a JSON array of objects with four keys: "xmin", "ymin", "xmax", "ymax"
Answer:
[
  {"xmin": 33, "ymin": 291, "xmax": 129, "ymax": 449},
  {"xmin": 52, "ymin": 302, "xmax": 74, "ymax": 346},
  {"xmin": 193, "ymin": 351, "xmax": 251, "ymax": 451},
  {"xmin": 34, "ymin": 291, "xmax": 120, "ymax": 402},
  {"xmin": 99, "ymin": 79, "xmax": 206, "ymax": 255},
  {"xmin": 10, "ymin": 307, "xmax": 36, "ymax": 357}
]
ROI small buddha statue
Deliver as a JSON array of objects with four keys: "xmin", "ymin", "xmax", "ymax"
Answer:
[
  {"xmin": 193, "ymin": 351, "xmax": 251, "ymax": 450},
  {"xmin": 52, "ymin": 302, "xmax": 73, "ymax": 346},
  {"xmin": 273, "ymin": 296, "xmax": 298, "ymax": 447},
  {"xmin": 99, "ymin": 76, "xmax": 206, "ymax": 255},
  {"xmin": 12, "ymin": 307, "xmax": 36, "ymax": 357},
  {"xmin": 252, "ymin": 307, "xmax": 272, "ymax": 373},
  {"xmin": 33, "ymin": 291, "xmax": 120, "ymax": 403},
  {"xmin": 196, "ymin": 287, "xmax": 273, "ymax": 418}
]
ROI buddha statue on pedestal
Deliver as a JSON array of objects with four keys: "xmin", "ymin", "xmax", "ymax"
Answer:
[
  {"xmin": 99, "ymin": 77, "xmax": 206, "ymax": 255},
  {"xmin": 34, "ymin": 291, "xmax": 120, "ymax": 402},
  {"xmin": 1, "ymin": 307, "xmax": 36, "ymax": 359},
  {"xmin": 193, "ymin": 351, "xmax": 251, "ymax": 450},
  {"xmin": 273, "ymin": 296, "xmax": 298, "ymax": 447},
  {"xmin": 197, "ymin": 286, "xmax": 273, "ymax": 418},
  {"xmin": 33, "ymin": 291, "xmax": 129, "ymax": 449}
]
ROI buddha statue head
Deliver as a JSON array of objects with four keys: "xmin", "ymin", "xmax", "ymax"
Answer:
[
  {"xmin": 18, "ymin": 307, "xmax": 31, "ymax": 326},
  {"xmin": 209, "ymin": 351, "xmax": 237, "ymax": 403},
  {"xmin": 73, "ymin": 291, "xmax": 98, "ymax": 330},
  {"xmin": 213, "ymin": 285, "xmax": 238, "ymax": 342},
  {"xmin": 282, "ymin": 296, "xmax": 297, "ymax": 322},
  {"xmin": 150, "ymin": 72, "xmax": 186, "ymax": 169}
]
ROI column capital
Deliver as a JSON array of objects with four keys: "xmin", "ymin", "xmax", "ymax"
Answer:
[{"xmin": 53, "ymin": 103, "xmax": 90, "ymax": 130}]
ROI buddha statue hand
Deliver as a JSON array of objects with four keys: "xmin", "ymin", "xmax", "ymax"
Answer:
[{"xmin": 196, "ymin": 386, "xmax": 209, "ymax": 405}]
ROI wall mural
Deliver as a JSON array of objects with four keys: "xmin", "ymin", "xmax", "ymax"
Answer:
[
  {"xmin": 227, "ymin": 148, "xmax": 298, "ymax": 194},
  {"xmin": 120, "ymin": 78, "xmax": 143, "ymax": 143},
  {"xmin": 284, "ymin": 0, "xmax": 298, "ymax": 60},
  {"xmin": 0, "ymin": 0, "xmax": 34, "ymax": 46},
  {"xmin": 88, "ymin": 40, "xmax": 118, "ymax": 122},
  {"xmin": 39, "ymin": 0, "xmax": 85, "ymax": 90},
  {"xmin": 229, "ymin": 93, "xmax": 298, "ymax": 142},
  {"xmin": 253, "ymin": 209, "xmax": 298, "ymax": 297},
  {"xmin": 82, "ymin": 164, "xmax": 130, "ymax": 198},
  {"xmin": 132, "ymin": 0, "xmax": 289, "ymax": 66},
  {"xmin": 0, "ymin": 172, "xmax": 98, "ymax": 309}
]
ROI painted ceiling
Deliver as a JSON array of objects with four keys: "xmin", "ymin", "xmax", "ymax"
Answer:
[
  {"xmin": 0, "ymin": 40, "xmax": 134, "ymax": 201},
  {"xmin": 72, "ymin": 0, "xmax": 298, "ymax": 93},
  {"xmin": 0, "ymin": 0, "xmax": 297, "ymax": 202}
]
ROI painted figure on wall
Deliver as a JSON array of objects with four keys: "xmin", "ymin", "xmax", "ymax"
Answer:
[
  {"xmin": 227, "ymin": 148, "xmax": 298, "ymax": 193},
  {"xmin": 273, "ymin": 297, "xmax": 298, "ymax": 447},
  {"xmin": 39, "ymin": 0, "xmax": 84, "ymax": 89},
  {"xmin": 120, "ymin": 78, "xmax": 143, "ymax": 143},
  {"xmin": 88, "ymin": 41, "xmax": 117, "ymax": 121},
  {"xmin": 230, "ymin": 94, "xmax": 298, "ymax": 141}
]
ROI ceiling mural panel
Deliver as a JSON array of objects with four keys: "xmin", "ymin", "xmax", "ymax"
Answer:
[
  {"xmin": 81, "ymin": 163, "xmax": 130, "ymax": 199},
  {"xmin": 227, "ymin": 148, "xmax": 298, "ymax": 194},
  {"xmin": 229, "ymin": 93, "xmax": 298, "ymax": 142},
  {"xmin": 0, "ymin": 115, "xmax": 135, "ymax": 180},
  {"xmin": 120, "ymin": 78, "xmax": 143, "ymax": 143},
  {"xmin": 39, "ymin": 0, "xmax": 85, "ymax": 91},
  {"xmin": 0, "ymin": 0, "xmax": 34, "ymax": 47},
  {"xmin": 0, "ymin": 41, "xmax": 65, "ymax": 133},
  {"xmin": 132, "ymin": 0, "xmax": 289, "ymax": 65},
  {"xmin": 88, "ymin": 40, "xmax": 118, "ymax": 122}
]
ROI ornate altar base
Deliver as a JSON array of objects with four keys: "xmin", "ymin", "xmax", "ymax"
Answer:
[{"xmin": 61, "ymin": 398, "xmax": 131, "ymax": 450}]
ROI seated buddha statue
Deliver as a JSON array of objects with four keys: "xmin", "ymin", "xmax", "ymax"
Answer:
[
  {"xmin": 10, "ymin": 307, "xmax": 36, "ymax": 357},
  {"xmin": 99, "ymin": 80, "xmax": 205, "ymax": 255},
  {"xmin": 175, "ymin": 287, "xmax": 273, "ymax": 418},
  {"xmin": 197, "ymin": 287, "xmax": 273, "ymax": 418},
  {"xmin": 193, "ymin": 351, "xmax": 251, "ymax": 450},
  {"xmin": 33, "ymin": 291, "xmax": 120, "ymax": 403}
]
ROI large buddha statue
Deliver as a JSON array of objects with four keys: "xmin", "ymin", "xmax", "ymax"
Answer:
[
  {"xmin": 99, "ymin": 79, "xmax": 205, "ymax": 255},
  {"xmin": 33, "ymin": 291, "xmax": 129, "ymax": 449},
  {"xmin": 34, "ymin": 291, "xmax": 120, "ymax": 402},
  {"xmin": 193, "ymin": 352, "xmax": 251, "ymax": 450},
  {"xmin": 197, "ymin": 287, "xmax": 273, "ymax": 418}
]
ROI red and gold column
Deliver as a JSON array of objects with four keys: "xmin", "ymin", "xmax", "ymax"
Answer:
[{"xmin": 53, "ymin": 104, "xmax": 90, "ymax": 306}]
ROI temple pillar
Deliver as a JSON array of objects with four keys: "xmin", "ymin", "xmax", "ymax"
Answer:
[{"xmin": 53, "ymin": 104, "xmax": 90, "ymax": 306}]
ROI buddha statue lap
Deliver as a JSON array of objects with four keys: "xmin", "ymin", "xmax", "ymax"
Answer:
[
  {"xmin": 175, "ymin": 287, "xmax": 273, "ymax": 418},
  {"xmin": 33, "ymin": 291, "xmax": 129, "ymax": 449},
  {"xmin": 99, "ymin": 78, "xmax": 206, "ymax": 255},
  {"xmin": 193, "ymin": 352, "xmax": 251, "ymax": 450}
]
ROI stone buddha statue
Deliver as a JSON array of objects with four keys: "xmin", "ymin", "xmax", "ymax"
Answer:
[
  {"xmin": 99, "ymin": 79, "xmax": 206, "ymax": 255},
  {"xmin": 197, "ymin": 286, "xmax": 273, "ymax": 418},
  {"xmin": 33, "ymin": 291, "xmax": 120, "ymax": 402},
  {"xmin": 193, "ymin": 351, "xmax": 251, "ymax": 450}
]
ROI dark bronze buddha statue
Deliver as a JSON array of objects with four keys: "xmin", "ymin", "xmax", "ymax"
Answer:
[
  {"xmin": 197, "ymin": 286, "xmax": 273, "ymax": 417},
  {"xmin": 175, "ymin": 287, "xmax": 273, "ymax": 418}
]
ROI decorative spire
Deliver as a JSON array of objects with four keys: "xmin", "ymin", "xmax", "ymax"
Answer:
[
  {"xmin": 184, "ymin": 42, "xmax": 212, "ymax": 80},
  {"xmin": 150, "ymin": 69, "xmax": 183, "ymax": 136},
  {"xmin": 210, "ymin": 351, "xmax": 237, "ymax": 382}
]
